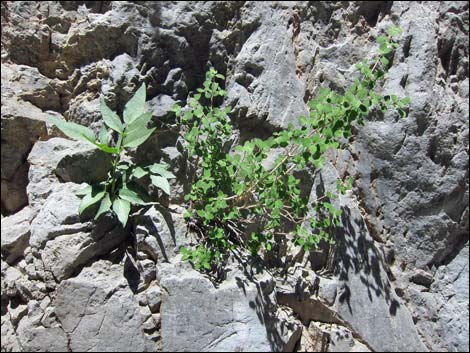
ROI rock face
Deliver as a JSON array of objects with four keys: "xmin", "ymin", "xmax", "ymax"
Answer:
[
  {"xmin": 55, "ymin": 260, "xmax": 155, "ymax": 352},
  {"xmin": 1, "ymin": 1, "xmax": 468, "ymax": 352},
  {"xmin": 159, "ymin": 262, "xmax": 287, "ymax": 352}
]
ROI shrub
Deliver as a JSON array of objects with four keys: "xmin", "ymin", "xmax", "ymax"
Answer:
[{"xmin": 173, "ymin": 26, "xmax": 409, "ymax": 271}]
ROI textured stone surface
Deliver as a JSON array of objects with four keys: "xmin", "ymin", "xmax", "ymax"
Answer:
[
  {"xmin": 1, "ymin": 1, "xmax": 468, "ymax": 352},
  {"xmin": 1, "ymin": 207, "xmax": 34, "ymax": 264},
  {"xmin": 30, "ymin": 182, "xmax": 128, "ymax": 281},
  {"xmin": 27, "ymin": 138, "xmax": 112, "ymax": 209},
  {"xmin": 134, "ymin": 206, "xmax": 189, "ymax": 263},
  {"xmin": 55, "ymin": 260, "xmax": 155, "ymax": 352},
  {"xmin": 159, "ymin": 261, "xmax": 298, "ymax": 352}
]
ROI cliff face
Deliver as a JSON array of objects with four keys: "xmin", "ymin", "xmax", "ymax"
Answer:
[{"xmin": 1, "ymin": 1, "xmax": 468, "ymax": 352}]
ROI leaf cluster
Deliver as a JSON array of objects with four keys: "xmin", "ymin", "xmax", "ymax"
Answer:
[
  {"xmin": 174, "ymin": 28, "xmax": 410, "ymax": 271},
  {"xmin": 49, "ymin": 84, "xmax": 175, "ymax": 227}
]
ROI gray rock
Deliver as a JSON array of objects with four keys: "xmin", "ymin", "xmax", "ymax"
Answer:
[
  {"xmin": 55, "ymin": 260, "xmax": 155, "ymax": 352},
  {"xmin": 0, "ymin": 1, "xmax": 468, "ymax": 351},
  {"xmin": 27, "ymin": 137, "xmax": 112, "ymax": 209},
  {"xmin": 29, "ymin": 182, "xmax": 89, "ymax": 250},
  {"xmin": 30, "ymin": 182, "xmax": 127, "ymax": 281},
  {"xmin": 1, "ymin": 207, "xmax": 34, "ymax": 263},
  {"xmin": 1, "ymin": 67, "xmax": 48, "ymax": 214},
  {"xmin": 1, "ymin": 315, "xmax": 22, "ymax": 352},
  {"xmin": 16, "ymin": 324, "xmax": 69, "ymax": 353},
  {"xmin": 134, "ymin": 205, "xmax": 189, "ymax": 263},
  {"xmin": 159, "ymin": 261, "xmax": 291, "ymax": 352},
  {"xmin": 144, "ymin": 284, "xmax": 162, "ymax": 313},
  {"xmin": 300, "ymin": 321, "xmax": 371, "ymax": 352},
  {"xmin": 310, "ymin": 163, "xmax": 426, "ymax": 352},
  {"xmin": 410, "ymin": 269, "xmax": 434, "ymax": 287},
  {"xmin": 147, "ymin": 94, "xmax": 176, "ymax": 121},
  {"xmin": 226, "ymin": 2, "xmax": 308, "ymax": 132}
]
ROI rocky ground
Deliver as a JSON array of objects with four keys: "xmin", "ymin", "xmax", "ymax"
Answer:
[{"xmin": 1, "ymin": 1, "xmax": 468, "ymax": 352}]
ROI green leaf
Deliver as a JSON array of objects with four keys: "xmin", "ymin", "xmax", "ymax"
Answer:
[
  {"xmin": 90, "ymin": 140, "xmax": 120, "ymax": 154},
  {"xmin": 112, "ymin": 198, "xmax": 131, "ymax": 226},
  {"xmin": 49, "ymin": 115, "xmax": 96, "ymax": 144},
  {"xmin": 100, "ymin": 97, "xmax": 124, "ymax": 133},
  {"xmin": 380, "ymin": 57, "xmax": 389, "ymax": 67},
  {"xmin": 123, "ymin": 83, "xmax": 146, "ymax": 124},
  {"xmin": 94, "ymin": 193, "xmax": 111, "ymax": 220},
  {"xmin": 76, "ymin": 184, "xmax": 92, "ymax": 196},
  {"xmin": 119, "ymin": 187, "xmax": 147, "ymax": 205},
  {"xmin": 79, "ymin": 189, "xmax": 105, "ymax": 215},
  {"xmin": 171, "ymin": 104, "xmax": 181, "ymax": 116},
  {"xmin": 400, "ymin": 97, "xmax": 411, "ymax": 105},
  {"xmin": 132, "ymin": 167, "xmax": 148, "ymax": 179},
  {"xmin": 149, "ymin": 163, "xmax": 176, "ymax": 179},
  {"xmin": 387, "ymin": 25, "xmax": 402, "ymax": 36},
  {"xmin": 126, "ymin": 112, "xmax": 153, "ymax": 134},
  {"xmin": 398, "ymin": 108, "xmax": 407, "ymax": 118},
  {"xmin": 123, "ymin": 127, "xmax": 156, "ymax": 148},
  {"xmin": 98, "ymin": 126, "xmax": 108, "ymax": 144},
  {"xmin": 150, "ymin": 175, "xmax": 171, "ymax": 195}
]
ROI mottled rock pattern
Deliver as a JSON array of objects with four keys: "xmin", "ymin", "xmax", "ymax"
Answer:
[
  {"xmin": 1, "ymin": 207, "xmax": 34, "ymax": 264},
  {"xmin": 159, "ymin": 261, "xmax": 299, "ymax": 352},
  {"xmin": 1, "ymin": 1, "xmax": 468, "ymax": 352},
  {"xmin": 55, "ymin": 260, "xmax": 155, "ymax": 352}
]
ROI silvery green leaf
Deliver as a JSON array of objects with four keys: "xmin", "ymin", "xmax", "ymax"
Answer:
[
  {"xmin": 122, "ymin": 127, "xmax": 156, "ymax": 148},
  {"xmin": 150, "ymin": 175, "xmax": 170, "ymax": 195},
  {"xmin": 79, "ymin": 189, "xmax": 105, "ymax": 215},
  {"xmin": 112, "ymin": 198, "xmax": 131, "ymax": 227},
  {"xmin": 94, "ymin": 193, "xmax": 111, "ymax": 220},
  {"xmin": 123, "ymin": 83, "xmax": 146, "ymax": 124},
  {"xmin": 100, "ymin": 97, "xmax": 124, "ymax": 133},
  {"xmin": 132, "ymin": 167, "xmax": 148, "ymax": 179},
  {"xmin": 49, "ymin": 115, "xmax": 96, "ymax": 144},
  {"xmin": 149, "ymin": 163, "xmax": 176, "ymax": 179},
  {"xmin": 119, "ymin": 188, "xmax": 147, "ymax": 205},
  {"xmin": 98, "ymin": 126, "xmax": 109, "ymax": 144},
  {"xmin": 126, "ymin": 112, "xmax": 153, "ymax": 134}
]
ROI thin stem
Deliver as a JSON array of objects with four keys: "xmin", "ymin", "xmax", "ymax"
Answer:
[{"xmin": 110, "ymin": 133, "xmax": 123, "ymax": 195}]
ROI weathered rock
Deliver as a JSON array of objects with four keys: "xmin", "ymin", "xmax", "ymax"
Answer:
[
  {"xmin": 1, "ymin": 315, "xmax": 22, "ymax": 352},
  {"xmin": 226, "ymin": 2, "xmax": 308, "ymax": 134},
  {"xmin": 30, "ymin": 182, "xmax": 127, "ymax": 281},
  {"xmin": 16, "ymin": 322, "xmax": 69, "ymax": 353},
  {"xmin": 134, "ymin": 205, "xmax": 189, "ymax": 263},
  {"xmin": 55, "ymin": 260, "xmax": 155, "ymax": 352},
  {"xmin": 319, "ymin": 163, "xmax": 427, "ymax": 352},
  {"xmin": 0, "ymin": 1, "xmax": 468, "ymax": 352},
  {"xmin": 1, "ymin": 207, "xmax": 34, "ymax": 264},
  {"xmin": 410, "ymin": 269, "xmax": 434, "ymax": 287},
  {"xmin": 159, "ymin": 260, "xmax": 299, "ymax": 352},
  {"xmin": 300, "ymin": 321, "xmax": 372, "ymax": 352},
  {"xmin": 144, "ymin": 284, "xmax": 162, "ymax": 313},
  {"xmin": 27, "ymin": 137, "xmax": 112, "ymax": 208}
]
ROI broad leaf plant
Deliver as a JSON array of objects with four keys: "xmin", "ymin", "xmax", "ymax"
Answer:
[{"xmin": 49, "ymin": 84, "xmax": 175, "ymax": 227}]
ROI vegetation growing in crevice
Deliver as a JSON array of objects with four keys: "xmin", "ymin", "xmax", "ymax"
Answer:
[
  {"xmin": 49, "ymin": 84, "xmax": 175, "ymax": 227},
  {"xmin": 173, "ymin": 26, "xmax": 410, "ymax": 271}
]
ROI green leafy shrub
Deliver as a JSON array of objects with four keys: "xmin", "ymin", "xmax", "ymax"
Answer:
[
  {"xmin": 49, "ymin": 84, "xmax": 175, "ymax": 226},
  {"xmin": 174, "ymin": 26, "xmax": 409, "ymax": 271}
]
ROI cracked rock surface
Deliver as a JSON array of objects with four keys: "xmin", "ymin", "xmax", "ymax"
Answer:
[{"xmin": 1, "ymin": 1, "xmax": 468, "ymax": 352}]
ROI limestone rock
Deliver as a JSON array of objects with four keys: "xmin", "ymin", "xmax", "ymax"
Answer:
[
  {"xmin": 27, "ymin": 137, "xmax": 112, "ymax": 209},
  {"xmin": 0, "ymin": 1, "xmax": 468, "ymax": 352},
  {"xmin": 134, "ymin": 206, "xmax": 189, "ymax": 263},
  {"xmin": 55, "ymin": 260, "xmax": 155, "ymax": 352},
  {"xmin": 30, "ymin": 182, "xmax": 127, "ymax": 281},
  {"xmin": 159, "ymin": 261, "xmax": 297, "ymax": 352},
  {"xmin": 1, "ymin": 207, "xmax": 34, "ymax": 264}
]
